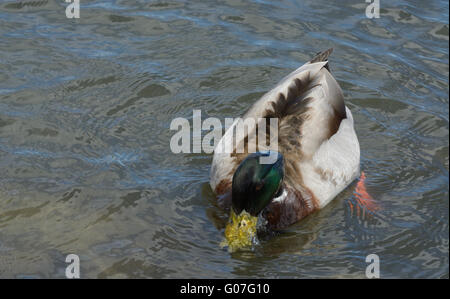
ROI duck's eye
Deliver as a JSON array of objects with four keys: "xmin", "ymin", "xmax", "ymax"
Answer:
[{"xmin": 255, "ymin": 183, "xmax": 264, "ymax": 191}]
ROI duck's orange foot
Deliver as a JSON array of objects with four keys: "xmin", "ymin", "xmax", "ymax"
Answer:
[{"xmin": 349, "ymin": 171, "xmax": 380, "ymax": 217}]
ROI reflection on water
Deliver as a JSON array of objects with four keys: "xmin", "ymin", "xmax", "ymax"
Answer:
[{"xmin": 0, "ymin": 0, "xmax": 448, "ymax": 278}]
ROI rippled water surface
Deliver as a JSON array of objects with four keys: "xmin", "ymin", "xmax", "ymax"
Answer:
[{"xmin": 0, "ymin": 0, "xmax": 448, "ymax": 278}]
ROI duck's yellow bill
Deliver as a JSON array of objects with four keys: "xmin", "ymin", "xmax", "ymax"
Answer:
[{"xmin": 220, "ymin": 210, "xmax": 258, "ymax": 252}]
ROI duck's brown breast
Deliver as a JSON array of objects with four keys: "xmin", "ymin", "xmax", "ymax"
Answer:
[{"xmin": 262, "ymin": 185, "xmax": 318, "ymax": 231}]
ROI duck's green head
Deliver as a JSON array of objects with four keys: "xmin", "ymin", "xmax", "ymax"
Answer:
[{"xmin": 223, "ymin": 151, "xmax": 284, "ymax": 251}]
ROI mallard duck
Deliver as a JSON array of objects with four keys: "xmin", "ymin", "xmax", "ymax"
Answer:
[{"xmin": 210, "ymin": 48, "xmax": 360, "ymax": 251}]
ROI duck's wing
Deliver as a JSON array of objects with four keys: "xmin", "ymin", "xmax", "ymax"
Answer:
[{"xmin": 210, "ymin": 49, "xmax": 356, "ymax": 201}]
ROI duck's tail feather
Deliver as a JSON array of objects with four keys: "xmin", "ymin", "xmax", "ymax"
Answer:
[{"xmin": 310, "ymin": 48, "xmax": 333, "ymax": 72}]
